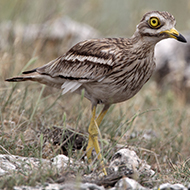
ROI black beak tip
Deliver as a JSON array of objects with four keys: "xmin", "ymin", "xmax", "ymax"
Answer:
[{"xmin": 177, "ymin": 33, "xmax": 187, "ymax": 43}]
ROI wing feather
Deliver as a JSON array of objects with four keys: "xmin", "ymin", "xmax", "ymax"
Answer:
[
  {"xmin": 61, "ymin": 81, "xmax": 82, "ymax": 94},
  {"xmin": 36, "ymin": 38, "xmax": 121, "ymax": 82}
]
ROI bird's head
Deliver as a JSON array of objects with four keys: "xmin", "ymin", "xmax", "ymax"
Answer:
[{"xmin": 135, "ymin": 11, "xmax": 187, "ymax": 44}]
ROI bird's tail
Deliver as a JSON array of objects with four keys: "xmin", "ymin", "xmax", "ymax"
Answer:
[
  {"xmin": 5, "ymin": 76, "xmax": 34, "ymax": 82},
  {"xmin": 5, "ymin": 69, "xmax": 37, "ymax": 82},
  {"xmin": 5, "ymin": 69, "xmax": 63, "ymax": 89}
]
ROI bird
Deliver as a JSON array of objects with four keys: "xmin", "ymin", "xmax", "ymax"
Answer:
[{"xmin": 6, "ymin": 11, "xmax": 186, "ymax": 175}]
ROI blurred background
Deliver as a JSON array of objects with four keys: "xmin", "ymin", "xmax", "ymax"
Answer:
[{"xmin": 0, "ymin": 0, "xmax": 189, "ymax": 36}]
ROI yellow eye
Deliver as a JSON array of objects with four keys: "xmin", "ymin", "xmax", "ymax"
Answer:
[{"xmin": 148, "ymin": 17, "xmax": 161, "ymax": 28}]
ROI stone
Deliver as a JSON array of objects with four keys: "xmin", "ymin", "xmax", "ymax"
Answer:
[
  {"xmin": 14, "ymin": 182, "xmax": 105, "ymax": 190},
  {"xmin": 111, "ymin": 177, "xmax": 148, "ymax": 190},
  {"xmin": 0, "ymin": 154, "xmax": 51, "ymax": 176},
  {"xmin": 51, "ymin": 154, "xmax": 73, "ymax": 171},
  {"xmin": 108, "ymin": 148, "xmax": 155, "ymax": 180},
  {"xmin": 159, "ymin": 183, "xmax": 188, "ymax": 190}
]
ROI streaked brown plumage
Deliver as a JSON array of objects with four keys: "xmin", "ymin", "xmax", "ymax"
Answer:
[{"xmin": 6, "ymin": 11, "xmax": 187, "ymax": 175}]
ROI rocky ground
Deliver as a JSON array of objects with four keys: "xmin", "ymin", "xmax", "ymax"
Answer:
[
  {"xmin": 1, "ymin": 148, "xmax": 189, "ymax": 190},
  {"xmin": 0, "ymin": 126, "xmax": 189, "ymax": 190}
]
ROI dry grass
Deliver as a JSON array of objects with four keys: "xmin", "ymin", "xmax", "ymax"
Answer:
[{"xmin": 0, "ymin": 0, "xmax": 190, "ymax": 189}]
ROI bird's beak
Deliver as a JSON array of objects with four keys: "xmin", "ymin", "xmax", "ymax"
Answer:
[{"xmin": 160, "ymin": 28, "xmax": 187, "ymax": 43}]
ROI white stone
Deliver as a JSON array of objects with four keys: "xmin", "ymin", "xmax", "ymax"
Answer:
[
  {"xmin": 51, "ymin": 154, "xmax": 72, "ymax": 171},
  {"xmin": 113, "ymin": 177, "xmax": 148, "ymax": 190},
  {"xmin": 108, "ymin": 148, "xmax": 155, "ymax": 179}
]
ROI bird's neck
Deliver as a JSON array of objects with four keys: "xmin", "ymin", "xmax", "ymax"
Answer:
[
  {"xmin": 126, "ymin": 32, "xmax": 157, "ymax": 61},
  {"xmin": 130, "ymin": 31, "xmax": 158, "ymax": 51}
]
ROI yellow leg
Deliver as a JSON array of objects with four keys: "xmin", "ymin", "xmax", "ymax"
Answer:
[
  {"xmin": 86, "ymin": 106, "xmax": 108, "ymax": 175},
  {"xmin": 86, "ymin": 106, "xmax": 96, "ymax": 163},
  {"xmin": 96, "ymin": 109, "xmax": 108, "ymax": 126}
]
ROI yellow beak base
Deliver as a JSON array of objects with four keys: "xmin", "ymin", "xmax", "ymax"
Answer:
[{"xmin": 161, "ymin": 28, "xmax": 187, "ymax": 43}]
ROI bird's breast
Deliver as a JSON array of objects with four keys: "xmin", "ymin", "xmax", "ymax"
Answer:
[{"xmin": 83, "ymin": 55, "xmax": 156, "ymax": 105}]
